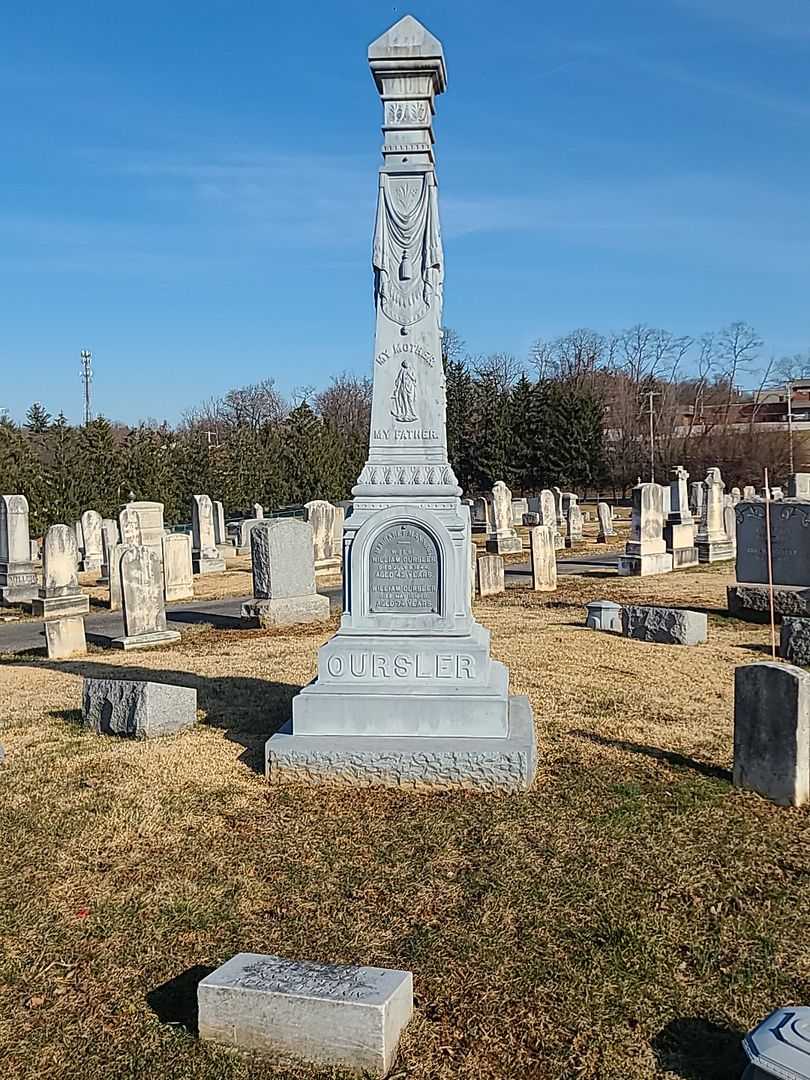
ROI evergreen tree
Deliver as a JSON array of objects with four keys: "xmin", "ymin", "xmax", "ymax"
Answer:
[
  {"xmin": 506, "ymin": 373, "xmax": 536, "ymax": 492},
  {"xmin": 25, "ymin": 402, "xmax": 51, "ymax": 433},
  {"xmin": 468, "ymin": 371, "xmax": 512, "ymax": 490},
  {"xmin": 123, "ymin": 425, "xmax": 180, "ymax": 522},
  {"xmin": 174, "ymin": 430, "xmax": 216, "ymax": 523},
  {"xmin": 77, "ymin": 417, "xmax": 123, "ymax": 518},
  {"xmin": 280, "ymin": 401, "xmax": 344, "ymax": 504},
  {"xmin": 445, "ymin": 357, "xmax": 477, "ymax": 493},
  {"xmin": 41, "ymin": 413, "xmax": 83, "ymax": 529}
]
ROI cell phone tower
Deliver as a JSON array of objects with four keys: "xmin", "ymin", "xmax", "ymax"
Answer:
[{"xmin": 80, "ymin": 350, "xmax": 93, "ymax": 425}]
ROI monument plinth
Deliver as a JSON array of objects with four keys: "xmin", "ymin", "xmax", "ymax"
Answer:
[{"xmin": 267, "ymin": 15, "xmax": 536, "ymax": 792}]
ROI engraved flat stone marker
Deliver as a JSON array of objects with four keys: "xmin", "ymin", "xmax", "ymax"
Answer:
[
  {"xmin": 743, "ymin": 1005, "xmax": 810, "ymax": 1079},
  {"xmin": 197, "ymin": 952, "xmax": 413, "ymax": 1077},
  {"xmin": 112, "ymin": 545, "xmax": 181, "ymax": 650}
]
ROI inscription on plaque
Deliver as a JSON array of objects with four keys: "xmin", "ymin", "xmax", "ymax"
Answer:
[
  {"xmin": 736, "ymin": 502, "xmax": 810, "ymax": 586},
  {"xmin": 368, "ymin": 522, "xmax": 439, "ymax": 613}
]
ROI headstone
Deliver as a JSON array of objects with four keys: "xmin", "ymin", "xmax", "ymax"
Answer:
[
  {"xmin": 621, "ymin": 606, "xmax": 707, "ymax": 645},
  {"xmin": 664, "ymin": 465, "xmax": 698, "ymax": 568},
  {"xmin": 83, "ymin": 678, "xmax": 196, "ymax": 738},
  {"xmin": 192, "ymin": 495, "xmax": 226, "ymax": 574},
  {"xmin": 585, "ymin": 600, "xmax": 622, "ymax": 633},
  {"xmin": 689, "ymin": 481, "xmax": 705, "ymax": 520},
  {"xmin": 271, "ymin": 18, "xmax": 536, "ymax": 792},
  {"xmin": 743, "ymin": 1005, "xmax": 810, "ymax": 1079},
  {"xmin": 73, "ymin": 520, "xmax": 84, "ymax": 559},
  {"xmin": 510, "ymin": 498, "xmax": 528, "ymax": 526},
  {"xmin": 772, "ymin": 486, "xmax": 785, "ymax": 501},
  {"xmin": 113, "ymin": 545, "xmax": 181, "ymax": 650},
  {"xmin": 618, "ymin": 483, "xmax": 672, "ymax": 576},
  {"xmin": 119, "ymin": 501, "xmax": 165, "ymax": 551},
  {"xmin": 30, "ymin": 539, "xmax": 40, "ymax": 562},
  {"xmin": 0, "ymin": 494, "xmax": 37, "ymax": 605},
  {"xmin": 734, "ymin": 662, "xmax": 810, "ymax": 806},
  {"xmin": 45, "ymin": 615, "xmax": 87, "ymax": 659},
  {"xmin": 234, "ymin": 517, "xmax": 263, "ymax": 555},
  {"xmin": 735, "ymin": 501, "xmax": 810, "ymax": 587},
  {"xmin": 695, "ymin": 467, "xmax": 734, "ymax": 563},
  {"xmin": 743, "ymin": 485, "xmax": 756, "ymax": 501},
  {"xmin": 99, "ymin": 518, "xmax": 120, "ymax": 583},
  {"xmin": 241, "ymin": 519, "xmax": 330, "ymax": 628},
  {"xmin": 659, "ymin": 484, "xmax": 672, "ymax": 519},
  {"xmin": 333, "ymin": 505, "xmax": 346, "ymax": 557},
  {"xmin": 723, "ymin": 502, "xmax": 737, "ymax": 553},
  {"xmin": 551, "ymin": 486, "xmax": 564, "ymax": 526},
  {"xmin": 781, "ymin": 618, "xmax": 810, "ymax": 667},
  {"xmin": 596, "ymin": 502, "xmax": 614, "ymax": 542},
  {"xmin": 253, "ymin": 503, "xmax": 264, "ymax": 519},
  {"xmin": 470, "ymin": 496, "xmax": 490, "ymax": 532},
  {"xmin": 564, "ymin": 502, "xmax": 584, "ymax": 548},
  {"xmin": 108, "ymin": 543, "xmax": 124, "ymax": 611},
  {"xmin": 80, "ymin": 509, "xmax": 102, "ymax": 571},
  {"xmin": 539, "ymin": 489, "xmax": 564, "ymax": 548},
  {"xmin": 529, "ymin": 526, "xmax": 556, "ymax": 591},
  {"xmin": 162, "ymin": 533, "xmax": 194, "ymax": 602},
  {"xmin": 486, "ymin": 481, "xmax": 522, "ymax": 555},
  {"xmin": 304, "ymin": 500, "xmax": 341, "ymax": 570},
  {"xmin": 731, "ymin": 486, "xmax": 741, "ymax": 505},
  {"xmin": 475, "ymin": 553, "xmax": 505, "ymax": 597},
  {"xmin": 32, "ymin": 524, "xmax": 89, "ymax": 618},
  {"xmin": 197, "ymin": 953, "xmax": 413, "ymax": 1077},
  {"xmin": 213, "ymin": 500, "xmax": 228, "ymax": 547}
]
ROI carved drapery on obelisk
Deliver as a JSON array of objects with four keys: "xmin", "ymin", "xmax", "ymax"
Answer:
[{"xmin": 355, "ymin": 15, "xmax": 458, "ymax": 496}]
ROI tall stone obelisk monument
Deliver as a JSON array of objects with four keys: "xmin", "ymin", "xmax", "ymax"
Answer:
[{"xmin": 267, "ymin": 15, "xmax": 536, "ymax": 791}]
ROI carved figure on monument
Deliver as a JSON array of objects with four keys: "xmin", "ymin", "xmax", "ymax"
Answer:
[{"xmin": 391, "ymin": 360, "xmax": 418, "ymax": 422}]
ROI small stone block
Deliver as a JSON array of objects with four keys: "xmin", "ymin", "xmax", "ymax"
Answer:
[
  {"xmin": 734, "ymin": 662, "xmax": 810, "ymax": 806},
  {"xmin": 621, "ymin": 605, "xmax": 707, "ymax": 645},
  {"xmin": 729, "ymin": 584, "xmax": 810, "ymax": 621},
  {"xmin": 192, "ymin": 556, "xmax": 226, "ymax": 575},
  {"xmin": 585, "ymin": 600, "xmax": 622, "ymax": 633},
  {"xmin": 82, "ymin": 677, "xmax": 197, "ymax": 738},
  {"xmin": 781, "ymin": 618, "xmax": 810, "ymax": 666},
  {"xmin": 743, "ymin": 1005, "xmax": 810, "ymax": 1079},
  {"xmin": 617, "ymin": 551, "xmax": 674, "ymax": 577},
  {"xmin": 197, "ymin": 952, "xmax": 413, "ymax": 1077},
  {"xmin": 45, "ymin": 615, "xmax": 87, "ymax": 659},
  {"xmin": 485, "ymin": 535, "xmax": 522, "ymax": 555},
  {"xmin": 241, "ymin": 594, "xmax": 330, "ymax": 628}
]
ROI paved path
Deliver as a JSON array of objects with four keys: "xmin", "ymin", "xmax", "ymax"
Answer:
[{"xmin": 0, "ymin": 553, "xmax": 619, "ymax": 656}]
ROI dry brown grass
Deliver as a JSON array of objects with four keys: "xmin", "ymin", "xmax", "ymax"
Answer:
[{"xmin": 1, "ymin": 564, "xmax": 807, "ymax": 1080}]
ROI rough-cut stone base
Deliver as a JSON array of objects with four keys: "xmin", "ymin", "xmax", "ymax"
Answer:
[
  {"xmin": 267, "ymin": 695, "xmax": 536, "ymax": 792},
  {"xmin": 621, "ymin": 605, "xmax": 707, "ymax": 645},
  {"xmin": 83, "ymin": 677, "xmax": 196, "ymax": 737},
  {"xmin": 193, "ymin": 556, "xmax": 226, "ymax": 575},
  {"xmin": 696, "ymin": 539, "xmax": 735, "ymax": 563},
  {"xmin": 728, "ymin": 583, "xmax": 810, "ymax": 621},
  {"xmin": 781, "ymin": 618, "xmax": 810, "ymax": 666},
  {"xmin": 111, "ymin": 629, "xmax": 182, "ymax": 651},
  {"xmin": 45, "ymin": 615, "xmax": 87, "ymax": 659},
  {"xmin": 617, "ymin": 552, "xmax": 673, "ymax": 577},
  {"xmin": 31, "ymin": 592, "xmax": 90, "ymax": 619},
  {"xmin": 241, "ymin": 594, "xmax": 330, "ymax": 628},
  {"xmin": 485, "ymin": 535, "xmax": 522, "ymax": 555}
]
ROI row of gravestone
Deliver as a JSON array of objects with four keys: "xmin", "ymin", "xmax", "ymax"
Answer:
[{"xmin": 618, "ymin": 465, "xmax": 737, "ymax": 577}]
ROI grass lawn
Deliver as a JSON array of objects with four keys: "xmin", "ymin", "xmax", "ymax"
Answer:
[{"xmin": 2, "ymin": 561, "xmax": 808, "ymax": 1079}]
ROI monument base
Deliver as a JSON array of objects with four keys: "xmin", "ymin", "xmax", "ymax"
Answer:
[
  {"xmin": 728, "ymin": 583, "xmax": 810, "ymax": 621},
  {"xmin": 45, "ymin": 615, "xmax": 87, "ymax": 659},
  {"xmin": 111, "ymin": 629, "xmax": 182, "ymax": 651},
  {"xmin": 193, "ymin": 556, "xmax": 226, "ymax": 575},
  {"xmin": 696, "ymin": 539, "xmax": 735, "ymax": 563},
  {"xmin": 314, "ymin": 558, "xmax": 342, "ymax": 574},
  {"xmin": 618, "ymin": 552, "xmax": 673, "ymax": 577},
  {"xmin": 241, "ymin": 594, "xmax": 331, "ymax": 628},
  {"xmin": 0, "ymin": 561, "xmax": 38, "ymax": 606},
  {"xmin": 31, "ymin": 592, "xmax": 90, "ymax": 620},
  {"xmin": 267, "ymin": 695, "xmax": 536, "ymax": 792},
  {"xmin": 670, "ymin": 546, "xmax": 699, "ymax": 569},
  {"xmin": 81, "ymin": 557, "xmax": 101, "ymax": 572},
  {"xmin": 485, "ymin": 535, "xmax": 522, "ymax": 555}
]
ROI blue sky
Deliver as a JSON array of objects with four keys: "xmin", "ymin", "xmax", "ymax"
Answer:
[{"xmin": 2, "ymin": 0, "xmax": 809, "ymax": 424}]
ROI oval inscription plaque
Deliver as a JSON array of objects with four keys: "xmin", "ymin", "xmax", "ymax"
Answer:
[{"xmin": 368, "ymin": 522, "xmax": 440, "ymax": 614}]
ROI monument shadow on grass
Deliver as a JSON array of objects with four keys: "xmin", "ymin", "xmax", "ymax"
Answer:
[
  {"xmin": 22, "ymin": 656, "xmax": 300, "ymax": 774},
  {"xmin": 651, "ymin": 1017, "xmax": 746, "ymax": 1079},
  {"xmin": 146, "ymin": 964, "xmax": 216, "ymax": 1034},
  {"xmin": 573, "ymin": 730, "xmax": 733, "ymax": 783}
]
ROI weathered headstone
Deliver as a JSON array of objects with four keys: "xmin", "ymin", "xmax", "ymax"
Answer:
[
  {"xmin": 734, "ymin": 662, "xmax": 810, "ymax": 806},
  {"xmin": 270, "ymin": 18, "xmax": 535, "ymax": 792},
  {"xmin": 108, "ymin": 543, "xmax": 124, "ymax": 611},
  {"xmin": 510, "ymin": 498, "xmax": 528, "ymax": 526},
  {"xmin": 99, "ymin": 518, "xmax": 119, "ymax": 583},
  {"xmin": 486, "ymin": 480, "xmax": 522, "ymax": 555},
  {"xmin": 730, "ymin": 486, "xmax": 741, "ymax": 505},
  {"xmin": 551, "ymin": 486, "xmax": 564, "ymax": 526},
  {"xmin": 113, "ymin": 545, "xmax": 181, "ymax": 650},
  {"xmin": 689, "ymin": 481, "xmax": 705, "ymax": 521},
  {"xmin": 618, "ymin": 483, "xmax": 672, "ymax": 576},
  {"xmin": 197, "ymin": 953, "xmax": 413, "ymax": 1077},
  {"xmin": 695, "ymin": 467, "xmax": 734, "ymax": 563},
  {"xmin": 333, "ymin": 505, "xmax": 346, "ymax": 559},
  {"xmin": 621, "ymin": 606, "xmax": 707, "ymax": 645},
  {"xmin": 252, "ymin": 502, "xmax": 264, "ymax": 519},
  {"xmin": 192, "ymin": 495, "xmax": 226, "ymax": 574},
  {"xmin": 83, "ymin": 678, "xmax": 196, "ymax": 737},
  {"xmin": 723, "ymin": 502, "xmax": 737, "ymax": 553},
  {"xmin": 119, "ymin": 501, "xmax": 165, "ymax": 551},
  {"xmin": 664, "ymin": 465, "xmax": 697, "ymax": 568},
  {"xmin": 476, "ymin": 553, "xmax": 504, "ymax": 597},
  {"xmin": 529, "ymin": 526, "xmax": 556, "ymax": 591},
  {"xmin": 73, "ymin": 519, "xmax": 84, "ymax": 560},
  {"xmin": 213, "ymin": 500, "xmax": 228, "ymax": 548},
  {"xmin": 241, "ymin": 519, "xmax": 330, "ymax": 627},
  {"xmin": 596, "ymin": 502, "xmax": 614, "ymax": 543},
  {"xmin": 470, "ymin": 496, "xmax": 490, "ymax": 532},
  {"xmin": 80, "ymin": 509, "xmax": 102, "ymax": 571},
  {"xmin": 304, "ymin": 500, "xmax": 341, "ymax": 570},
  {"xmin": 788, "ymin": 473, "xmax": 810, "ymax": 499},
  {"xmin": 585, "ymin": 600, "xmax": 622, "ymax": 633},
  {"xmin": 564, "ymin": 502, "xmax": 584, "ymax": 548},
  {"xmin": 32, "ymin": 524, "xmax": 89, "ymax": 618},
  {"xmin": 45, "ymin": 615, "xmax": 87, "ymax": 659},
  {"xmin": 539, "ymin": 489, "xmax": 563, "ymax": 548},
  {"xmin": 0, "ymin": 494, "xmax": 37, "ymax": 605},
  {"xmin": 743, "ymin": 484, "xmax": 756, "ymax": 501},
  {"xmin": 234, "ymin": 517, "xmax": 263, "ymax": 556},
  {"xmin": 162, "ymin": 533, "xmax": 194, "ymax": 602},
  {"xmin": 781, "ymin": 618, "xmax": 810, "ymax": 667}
]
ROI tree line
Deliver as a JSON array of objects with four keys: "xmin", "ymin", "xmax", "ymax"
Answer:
[{"xmin": 1, "ymin": 322, "xmax": 795, "ymax": 535}]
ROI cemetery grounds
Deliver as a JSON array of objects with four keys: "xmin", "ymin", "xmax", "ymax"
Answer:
[{"xmin": 1, "ymin": 540, "xmax": 809, "ymax": 1079}]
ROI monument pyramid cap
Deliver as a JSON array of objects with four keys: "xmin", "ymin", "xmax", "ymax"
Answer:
[{"xmin": 368, "ymin": 15, "xmax": 446, "ymax": 92}]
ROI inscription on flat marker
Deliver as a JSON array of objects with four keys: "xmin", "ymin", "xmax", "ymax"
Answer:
[{"xmin": 368, "ymin": 523, "xmax": 439, "ymax": 613}]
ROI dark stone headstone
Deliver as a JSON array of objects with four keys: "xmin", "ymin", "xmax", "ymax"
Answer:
[{"xmin": 735, "ymin": 501, "xmax": 810, "ymax": 586}]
